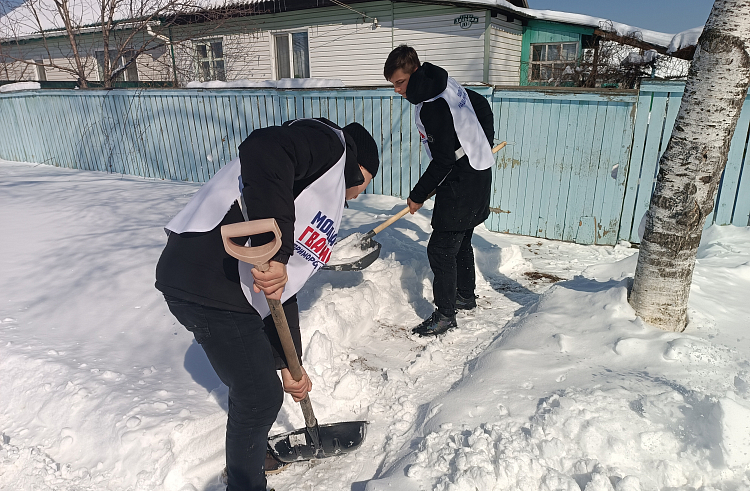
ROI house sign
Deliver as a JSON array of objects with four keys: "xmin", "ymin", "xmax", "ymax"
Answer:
[{"xmin": 454, "ymin": 14, "xmax": 479, "ymax": 29}]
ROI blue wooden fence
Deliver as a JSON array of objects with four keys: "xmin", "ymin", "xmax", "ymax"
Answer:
[
  {"xmin": 620, "ymin": 81, "xmax": 750, "ymax": 241},
  {"xmin": 1, "ymin": 81, "xmax": 749, "ymax": 245}
]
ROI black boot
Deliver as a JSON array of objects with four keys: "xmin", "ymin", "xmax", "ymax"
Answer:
[
  {"xmin": 412, "ymin": 310, "xmax": 457, "ymax": 337},
  {"xmin": 455, "ymin": 293, "xmax": 477, "ymax": 310}
]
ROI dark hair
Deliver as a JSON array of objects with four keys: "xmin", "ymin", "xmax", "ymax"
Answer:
[{"xmin": 383, "ymin": 45, "xmax": 420, "ymax": 81}]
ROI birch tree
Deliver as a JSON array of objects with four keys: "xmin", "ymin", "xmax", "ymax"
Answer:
[{"xmin": 630, "ymin": 0, "xmax": 750, "ymax": 331}]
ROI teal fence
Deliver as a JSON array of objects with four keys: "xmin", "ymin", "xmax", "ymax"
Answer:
[{"xmin": 1, "ymin": 81, "xmax": 749, "ymax": 245}]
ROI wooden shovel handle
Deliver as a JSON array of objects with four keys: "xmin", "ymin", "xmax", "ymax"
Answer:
[
  {"xmin": 221, "ymin": 219, "xmax": 319, "ymax": 430},
  {"xmin": 264, "ymin": 293, "xmax": 318, "ymax": 428},
  {"xmin": 243, "ymin": 235, "xmax": 319, "ymax": 429},
  {"xmin": 370, "ymin": 142, "xmax": 505, "ymax": 237},
  {"xmin": 492, "ymin": 141, "xmax": 507, "ymax": 153}
]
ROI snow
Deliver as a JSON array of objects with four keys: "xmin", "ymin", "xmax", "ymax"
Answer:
[
  {"xmin": 275, "ymin": 78, "xmax": 345, "ymax": 89},
  {"xmin": 1, "ymin": 158, "xmax": 750, "ymax": 491},
  {"xmin": 186, "ymin": 80, "xmax": 277, "ymax": 89},
  {"xmin": 185, "ymin": 79, "xmax": 345, "ymax": 89},
  {"xmin": 622, "ymin": 49, "xmax": 659, "ymax": 65},
  {"xmin": 327, "ymin": 233, "xmax": 377, "ymax": 266},
  {"xmin": 668, "ymin": 27, "xmax": 704, "ymax": 54},
  {"xmin": 0, "ymin": 81, "xmax": 41, "ymax": 92}
]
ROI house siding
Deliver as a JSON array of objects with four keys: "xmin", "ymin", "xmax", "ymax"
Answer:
[
  {"xmin": 488, "ymin": 16, "xmax": 522, "ymax": 86},
  {"xmin": 393, "ymin": 5, "xmax": 487, "ymax": 83},
  {"xmin": 174, "ymin": 1, "xmax": 496, "ymax": 85}
]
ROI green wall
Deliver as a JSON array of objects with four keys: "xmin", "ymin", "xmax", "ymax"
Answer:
[{"xmin": 520, "ymin": 20, "xmax": 594, "ymax": 86}]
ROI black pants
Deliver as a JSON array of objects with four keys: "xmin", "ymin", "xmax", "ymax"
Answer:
[
  {"xmin": 164, "ymin": 295, "xmax": 283, "ymax": 491},
  {"xmin": 427, "ymin": 228, "xmax": 476, "ymax": 316}
]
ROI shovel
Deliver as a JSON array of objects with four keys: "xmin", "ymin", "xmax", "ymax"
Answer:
[
  {"xmin": 323, "ymin": 141, "xmax": 508, "ymax": 272},
  {"xmin": 221, "ymin": 218, "xmax": 367, "ymax": 463}
]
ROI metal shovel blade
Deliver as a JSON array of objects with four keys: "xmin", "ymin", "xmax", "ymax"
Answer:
[
  {"xmin": 268, "ymin": 421, "xmax": 368, "ymax": 463},
  {"xmin": 322, "ymin": 234, "xmax": 382, "ymax": 271}
]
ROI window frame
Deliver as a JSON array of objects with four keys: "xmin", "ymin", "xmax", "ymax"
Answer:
[
  {"xmin": 529, "ymin": 42, "xmax": 578, "ymax": 82},
  {"xmin": 271, "ymin": 29, "xmax": 310, "ymax": 80},
  {"xmin": 194, "ymin": 38, "xmax": 226, "ymax": 82},
  {"xmin": 34, "ymin": 59, "xmax": 46, "ymax": 82},
  {"xmin": 95, "ymin": 49, "xmax": 139, "ymax": 83}
]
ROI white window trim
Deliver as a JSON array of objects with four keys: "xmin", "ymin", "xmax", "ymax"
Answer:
[{"xmin": 270, "ymin": 28, "xmax": 310, "ymax": 80}]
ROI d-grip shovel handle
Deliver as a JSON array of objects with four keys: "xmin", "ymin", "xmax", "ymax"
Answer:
[
  {"xmin": 221, "ymin": 218, "xmax": 282, "ymax": 266},
  {"xmin": 220, "ymin": 218, "xmax": 319, "ymax": 430}
]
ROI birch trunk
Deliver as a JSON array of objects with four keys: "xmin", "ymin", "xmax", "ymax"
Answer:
[{"xmin": 630, "ymin": 0, "xmax": 750, "ymax": 331}]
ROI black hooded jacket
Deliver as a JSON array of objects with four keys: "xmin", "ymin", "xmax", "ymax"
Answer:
[
  {"xmin": 406, "ymin": 62, "xmax": 494, "ymax": 231},
  {"xmin": 155, "ymin": 118, "xmax": 363, "ymax": 368}
]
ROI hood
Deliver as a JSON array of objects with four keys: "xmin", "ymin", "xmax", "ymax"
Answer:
[{"xmin": 405, "ymin": 62, "xmax": 448, "ymax": 105}]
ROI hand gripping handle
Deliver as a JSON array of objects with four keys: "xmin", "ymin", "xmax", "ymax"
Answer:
[{"xmin": 221, "ymin": 218, "xmax": 320, "ymax": 432}]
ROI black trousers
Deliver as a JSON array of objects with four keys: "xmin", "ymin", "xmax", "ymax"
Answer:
[
  {"xmin": 164, "ymin": 295, "xmax": 284, "ymax": 491},
  {"xmin": 427, "ymin": 228, "xmax": 476, "ymax": 316}
]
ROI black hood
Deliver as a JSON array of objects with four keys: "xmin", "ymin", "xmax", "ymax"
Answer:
[{"xmin": 405, "ymin": 62, "xmax": 448, "ymax": 105}]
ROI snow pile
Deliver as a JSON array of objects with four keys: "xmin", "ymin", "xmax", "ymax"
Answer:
[
  {"xmin": 186, "ymin": 79, "xmax": 346, "ymax": 90},
  {"xmin": 0, "ymin": 81, "xmax": 41, "ymax": 93},
  {"xmin": 622, "ymin": 49, "xmax": 658, "ymax": 65},
  {"xmin": 276, "ymin": 78, "xmax": 345, "ymax": 89},
  {"xmin": 668, "ymin": 27, "xmax": 703, "ymax": 54},
  {"xmin": 186, "ymin": 80, "xmax": 277, "ymax": 89},
  {"xmin": 1, "ymin": 159, "xmax": 749, "ymax": 491},
  {"xmin": 366, "ymin": 226, "xmax": 750, "ymax": 491}
]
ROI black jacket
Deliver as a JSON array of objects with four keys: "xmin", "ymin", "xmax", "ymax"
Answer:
[
  {"xmin": 406, "ymin": 62, "xmax": 494, "ymax": 231},
  {"xmin": 155, "ymin": 118, "xmax": 362, "ymax": 367}
]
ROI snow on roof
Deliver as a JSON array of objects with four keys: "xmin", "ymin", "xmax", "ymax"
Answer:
[
  {"xmin": 1, "ymin": 0, "xmax": 702, "ymax": 55},
  {"xmin": 0, "ymin": 0, "xmax": 208, "ymax": 40},
  {"xmin": 668, "ymin": 26, "xmax": 703, "ymax": 54}
]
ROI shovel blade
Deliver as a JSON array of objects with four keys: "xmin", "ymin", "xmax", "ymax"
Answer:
[
  {"xmin": 322, "ymin": 237, "xmax": 382, "ymax": 271},
  {"xmin": 268, "ymin": 421, "xmax": 367, "ymax": 463}
]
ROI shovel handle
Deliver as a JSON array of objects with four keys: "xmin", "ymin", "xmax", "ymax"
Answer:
[
  {"xmin": 255, "ymin": 265, "xmax": 320, "ymax": 430},
  {"xmin": 261, "ymin": 286, "xmax": 318, "ymax": 429},
  {"xmin": 221, "ymin": 218, "xmax": 319, "ymax": 429},
  {"xmin": 370, "ymin": 142, "xmax": 506, "ymax": 237},
  {"xmin": 492, "ymin": 141, "xmax": 507, "ymax": 153}
]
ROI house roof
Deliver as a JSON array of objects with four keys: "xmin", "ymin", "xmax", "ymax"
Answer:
[{"xmin": 1, "ymin": 0, "xmax": 698, "ymax": 57}]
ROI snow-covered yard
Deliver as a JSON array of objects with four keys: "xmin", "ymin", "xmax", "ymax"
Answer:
[{"xmin": 1, "ymin": 159, "xmax": 749, "ymax": 491}]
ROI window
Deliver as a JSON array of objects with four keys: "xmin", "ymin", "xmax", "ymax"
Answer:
[
  {"xmin": 95, "ymin": 50, "xmax": 138, "ymax": 82},
  {"xmin": 274, "ymin": 31, "xmax": 310, "ymax": 79},
  {"xmin": 529, "ymin": 42, "xmax": 577, "ymax": 82},
  {"xmin": 34, "ymin": 59, "xmax": 46, "ymax": 82},
  {"xmin": 195, "ymin": 39, "xmax": 225, "ymax": 82}
]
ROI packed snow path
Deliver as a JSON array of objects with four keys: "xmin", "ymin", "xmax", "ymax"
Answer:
[{"xmin": 1, "ymin": 161, "xmax": 749, "ymax": 491}]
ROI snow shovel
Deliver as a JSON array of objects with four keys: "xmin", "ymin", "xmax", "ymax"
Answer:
[
  {"xmin": 221, "ymin": 218, "xmax": 367, "ymax": 463},
  {"xmin": 323, "ymin": 141, "xmax": 507, "ymax": 272}
]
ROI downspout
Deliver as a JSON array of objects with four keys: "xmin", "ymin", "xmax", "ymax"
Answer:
[
  {"xmin": 149, "ymin": 23, "xmax": 178, "ymax": 87},
  {"xmin": 391, "ymin": 0, "xmax": 396, "ymax": 51},
  {"xmin": 483, "ymin": 11, "xmax": 491, "ymax": 84},
  {"xmin": 168, "ymin": 27, "xmax": 178, "ymax": 87}
]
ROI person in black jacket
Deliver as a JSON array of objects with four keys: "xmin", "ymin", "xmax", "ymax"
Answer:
[
  {"xmin": 155, "ymin": 119, "xmax": 379, "ymax": 491},
  {"xmin": 384, "ymin": 45, "xmax": 494, "ymax": 337}
]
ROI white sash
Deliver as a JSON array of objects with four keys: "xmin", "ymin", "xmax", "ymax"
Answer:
[
  {"xmin": 415, "ymin": 77, "xmax": 494, "ymax": 171},
  {"xmin": 165, "ymin": 119, "xmax": 347, "ymax": 318}
]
